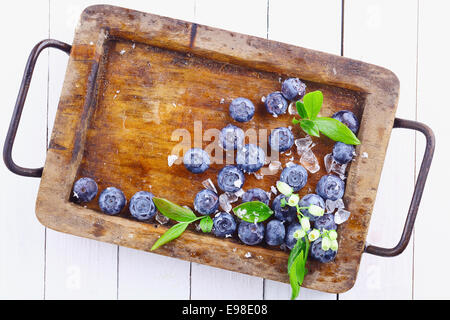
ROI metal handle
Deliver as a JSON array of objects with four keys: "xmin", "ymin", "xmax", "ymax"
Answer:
[
  {"xmin": 365, "ymin": 118, "xmax": 435, "ymax": 257},
  {"xmin": 3, "ymin": 39, "xmax": 71, "ymax": 177}
]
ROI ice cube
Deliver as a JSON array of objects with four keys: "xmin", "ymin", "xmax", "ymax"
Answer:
[
  {"xmin": 285, "ymin": 161, "xmax": 296, "ymax": 168},
  {"xmin": 225, "ymin": 192, "xmax": 239, "ymax": 203},
  {"xmin": 155, "ymin": 212, "xmax": 169, "ymax": 225},
  {"xmin": 261, "ymin": 96, "xmax": 266, "ymax": 103},
  {"xmin": 295, "ymin": 136, "xmax": 313, "ymax": 155},
  {"xmin": 300, "ymin": 149, "xmax": 320, "ymax": 173},
  {"xmin": 361, "ymin": 152, "xmax": 369, "ymax": 158},
  {"xmin": 253, "ymin": 172, "xmax": 264, "ymax": 180},
  {"xmin": 268, "ymin": 161, "xmax": 282, "ymax": 173},
  {"xmin": 324, "ymin": 153, "xmax": 333, "ymax": 173},
  {"xmin": 326, "ymin": 198, "xmax": 345, "ymax": 213},
  {"xmin": 234, "ymin": 189, "xmax": 245, "ymax": 198},
  {"xmin": 266, "ymin": 191, "xmax": 272, "ymax": 201},
  {"xmin": 334, "ymin": 209, "xmax": 351, "ymax": 224},
  {"xmin": 202, "ymin": 178, "xmax": 217, "ymax": 193},
  {"xmin": 167, "ymin": 155, "xmax": 178, "ymax": 167},
  {"xmin": 271, "ymin": 185, "xmax": 278, "ymax": 195},
  {"xmin": 331, "ymin": 161, "xmax": 347, "ymax": 180},
  {"xmin": 244, "ymin": 252, "xmax": 252, "ymax": 258},
  {"xmin": 288, "ymin": 101, "xmax": 297, "ymax": 115},
  {"xmin": 219, "ymin": 193, "xmax": 233, "ymax": 213}
]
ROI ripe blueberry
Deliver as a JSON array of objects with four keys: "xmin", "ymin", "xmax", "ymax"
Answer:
[
  {"xmin": 316, "ymin": 174, "xmax": 345, "ymax": 201},
  {"xmin": 238, "ymin": 221, "xmax": 265, "ymax": 245},
  {"xmin": 229, "ymin": 97, "xmax": 255, "ymax": 122},
  {"xmin": 285, "ymin": 222, "xmax": 302, "ymax": 250},
  {"xmin": 272, "ymin": 194, "xmax": 297, "ymax": 223},
  {"xmin": 183, "ymin": 148, "xmax": 210, "ymax": 174},
  {"xmin": 242, "ymin": 188, "xmax": 270, "ymax": 205},
  {"xmin": 332, "ymin": 142, "xmax": 355, "ymax": 164},
  {"xmin": 280, "ymin": 165, "xmax": 308, "ymax": 192},
  {"xmin": 129, "ymin": 191, "xmax": 156, "ymax": 221},
  {"xmin": 310, "ymin": 238, "xmax": 337, "ymax": 263},
  {"xmin": 213, "ymin": 212, "xmax": 237, "ymax": 237},
  {"xmin": 217, "ymin": 165, "xmax": 245, "ymax": 193},
  {"xmin": 332, "ymin": 110, "xmax": 359, "ymax": 134},
  {"xmin": 194, "ymin": 189, "xmax": 219, "ymax": 215},
  {"xmin": 298, "ymin": 193, "xmax": 325, "ymax": 222},
  {"xmin": 98, "ymin": 187, "xmax": 126, "ymax": 215},
  {"xmin": 314, "ymin": 213, "xmax": 337, "ymax": 231},
  {"xmin": 236, "ymin": 144, "xmax": 265, "ymax": 173},
  {"xmin": 269, "ymin": 127, "xmax": 294, "ymax": 152},
  {"xmin": 281, "ymin": 78, "xmax": 306, "ymax": 101},
  {"xmin": 73, "ymin": 177, "xmax": 98, "ymax": 203},
  {"xmin": 265, "ymin": 92, "xmax": 288, "ymax": 116},
  {"xmin": 265, "ymin": 220, "xmax": 286, "ymax": 246},
  {"xmin": 219, "ymin": 124, "xmax": 244, "ymax": 150}
]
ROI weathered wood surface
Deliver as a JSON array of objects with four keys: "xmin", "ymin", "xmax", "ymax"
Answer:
[{"xmin": 36, "ymin": 4, "xmax": 399, "ymax": 293}]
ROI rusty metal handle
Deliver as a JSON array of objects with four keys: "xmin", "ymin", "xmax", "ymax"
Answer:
[
  {"xmin": 3, "ymin": 39, "xmax": 71, "ymax": 177},
  {"xmin": 365, "ymin": 118, "xmax": 435, "ymax": 257}
]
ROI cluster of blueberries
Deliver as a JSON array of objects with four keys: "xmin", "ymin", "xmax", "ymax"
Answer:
[{"xmin": 71, "ymin": 77, "xmax": 360, "ymax": 264}]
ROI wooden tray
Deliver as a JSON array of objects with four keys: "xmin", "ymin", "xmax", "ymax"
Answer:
[{"xmin": 35, "ymin": 5, "xmax": 400, "ymax": 293}]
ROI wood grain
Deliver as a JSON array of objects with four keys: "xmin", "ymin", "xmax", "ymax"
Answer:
[{"xmin": 36, "ymin": 4, "xmax": 399, "ymax": 293}]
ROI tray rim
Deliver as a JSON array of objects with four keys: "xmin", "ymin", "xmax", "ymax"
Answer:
[{"xmin": 36, "ymin": 4, "xmax": 399, "ymax": 293}]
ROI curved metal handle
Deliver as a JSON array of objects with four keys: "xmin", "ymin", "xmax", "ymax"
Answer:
[
  {"xmin": 365, "ymin": 118, "xmax": 435, "ymax": 257},
  {"xmin": 3, "ymin": 39, "xmax": 71, "ymax": 177}
]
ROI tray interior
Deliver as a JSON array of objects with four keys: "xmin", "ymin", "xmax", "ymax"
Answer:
[{"xmin": 75, "ymin": 39, "xmax": 366, "ymax": 236}]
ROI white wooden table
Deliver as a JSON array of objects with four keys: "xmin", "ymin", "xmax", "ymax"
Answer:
[{"xmin": 1, "ymin": 0, "xmax": 448, "ymax": 300}]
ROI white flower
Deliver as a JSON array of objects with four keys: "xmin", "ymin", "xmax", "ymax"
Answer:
[
  {"xmin": 308, "ymin": 229, "xmax": 320, "ymax": 241},
  {"xmin": 308, "ymin": 204, "xmax": 324, "ymax": 217},
  {"xmin": 328, "ymin": 230, "xmax": 338, "ymax": 241},
  {"xmin": 293, "ymin": 229, "xmax": 306, "ymax": 240},
  {"xmin": 276, "ymin": 181, "xmax": 293, "ymax": 196},
  {"xmin": 321, "ymin": 237, "xmax": 331, "ymax": 251},
  {"xmin": 300, "ymin": 217, "xmax": 311, "ymax": 231},
  {"xmin": 330, "ymin": 239, "xmax": 339, "ymax": 251},
  {"xmin": 287, "ymin": 194, "xmax": 300, "ymax": 207}
]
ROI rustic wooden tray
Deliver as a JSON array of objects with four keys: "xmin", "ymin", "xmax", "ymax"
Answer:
[{"xmin": 35, "ymin": 5, "xmax": 401, "ymax": 293}]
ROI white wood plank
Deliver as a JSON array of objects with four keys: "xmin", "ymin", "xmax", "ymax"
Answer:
[
  {"xmin": 0, "ymin": 0, "xmax": 49, "ymax": 299},
  {"xmin": 265, "ymin": 0, "xmax": 342, "ymax": 300},
  {"xmin": 340, "ymin": 0, "xmax": 417, "ymax": 299},
  {"xmin": 414, "ymin": 0, "xmax": 450, "ymax": 300},
  {"xmin": 46, "ymin": 0, "xmax": 194, "ymax": 300},
  {"xmin": 189, "ymin": 0, "xmax": 267, "ymax": 300}
]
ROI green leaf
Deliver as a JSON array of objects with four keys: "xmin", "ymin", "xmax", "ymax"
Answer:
[
  {"xmin": 314, "ymin": 117, "xmax": 361, "ymax": 145},
  {"xmin": 296, "ymin": 101, "xmax": 309, "ymax": 119},
  {"xmin": 232, "ymin": 201, "xmax": 273, "ymax": 223},
  {"xmin": 303, "ymin": 90, "xmax": 323, "ymax": 120},
  {"xmin": 300, "ymin": 120, "xmax": 320, "ymax": 137},
  {"xmin": 153, "ymin": 198, "xmax": 198, "ymax": 222},
  {"xmin": 292, "ymin": 118, "xmax": 301, "ymax": 125},
  {"xmin": 199, "ymin": 216, "xmax": 213, "ymax": 233},
  {"xmin": 151, "ymin": 222, "xmax": 189, "ymax": 251},
  {"xmin": 288, "ymin": 237, "xmax": 310, "ymax": 300}
]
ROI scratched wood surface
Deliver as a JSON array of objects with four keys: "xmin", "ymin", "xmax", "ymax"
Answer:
[
  {"xmin": 1, "ymin": 0, "xmax": 448, "ymax": 300},
  {"xmin": 34, "ymin": 4, "xmax": 398, "ymax": 294}
]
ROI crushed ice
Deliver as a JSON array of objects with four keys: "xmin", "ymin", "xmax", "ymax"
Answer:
[
  {"xmin": 334, "ymin": 209, "xmax": 351, "ymax": 224},
  {"xmin": 295, "ymin": 135, "xmax": 313, "ymax": 155},
  {"xmin": 202, "ymin": 178, "xmax": 217, "ymax": 193},
  {"xmin": 300, "ymin": 149, "xmax": 320, "ymax": 173},
  {"xmin": 155, "ymin": 211, "xmax": 169, "ymax": 225},
  {"xmin": 167, "ymin": 155, "xmax": 178, "ymax": 167},
  {"xmin": 288, "ymin": 101, "xmax": 297, "ymax": 115}
]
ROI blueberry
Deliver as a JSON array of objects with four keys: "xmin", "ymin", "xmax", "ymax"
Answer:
[
  {"xmin": 332, "ymin": 142, "xmax": 355, "ymax": 164},
  {"xmin": 73, "ymin": 177, "xmax": 98, "ymax": 203},
  {"xmin": 281, "ymin": 78, "xmax": 306, "ymax": 101},
  {"xmin": 238, "ymin": 221, "xmax": 265, "ymax": 245},
  {"xmin": 129, "ymin": 191, "xmax": 156, "ymax": 221},
  {"xmin": 310, "ymin": 238, "xmax": 337, "ymax": 263},
  {"xmin": 236, "ymin": 144, "xmax": 265, "ymax": 173},
  {"xmin": 229, "ymin": 97, "xmax": 255, "ymax": 122},
  {"xmin": 219, "ymin": 124, "xmax": 244, "ymax": 150},
  {"xmin": 285, "ymin": 222, "xmax": 302, "ymax": 250},
  {"xmin": 314, "ymin": 214, "xmax": 337, "ymax": 231},
  {"xmin": 266, "ymin": 220, "xmax": 286, "ymax": 246},
  {"xmin": 183, "ymin": 148, "xmax": 210, "ymax": 174},
  {"xmin": 242, "ymin": 188, "xmax": 270, "ymax": 205},
  {"xmin": 217, "ymin": 165, "xmax": 245, "ymax": 192},
  {"xmin": 332, "ymin": 110, "xmax": 359, "ymax": 134},
  {"xmin": 280, "ymin": 165, "xmax": 308, "ymax": 192},
  {"xmin": 316, "ymin": 174, "xmax": 345, "ymax": 201},
  {"xmin": 213, "ymin": 212, "xmax": 237, "ymax": 237},
  {"xmin": 98, "ymin": 187, "xmax": 126, "ymax": 215},
  {"xmin": 194, "ymin": 189, "xmax": 219, "ymax": 215},
  {"xmin": 272, "ymin": 194, "xmax": 297, "ymax": 223},
  {"xmin": 298, "ymin": 194, "xmax": 325, "ymax": 222},
  {"xmin": 269, "ymin": 127, "xmax": 294, "ymax": 152},
  {"xmin": 265, "ymin": 92, "xmax": 288, "ymax": 116}
]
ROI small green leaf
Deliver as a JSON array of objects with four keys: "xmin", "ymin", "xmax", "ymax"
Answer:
[
  {"xmin": 300, "ymin": 120, "xmax": 320, "ymax": 137},
  {"xmin": 151, "ymin": 222, "xmax": 189, "ymax": 251},
  {"xmin": 232, "ymin": 201, "xmax": 273, "ymax": 223},
  {"xmin": 314, "ymin": 117, "xmax": 361, "ymax": 145},
  {"xmin": 199, "ymin": 216, "xmax": 213, "ymax": 233},
  {"xmin": 296, "ymin": 101, "xmax": 309, "ymax": 119},
  {"xmin": 288, "ymin": 238, "xmax": 310, "ymax": 300},
  {"xmin": 292, "ymin": 118, "xmax": 301, "ymax": 125},
  {"xmin": 303, "ymin": 90, "xmax": 323, "ymax": 120},
  {"xmin": 153, "ymin": 198, "xmax": 197, "ymax": 222}
]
